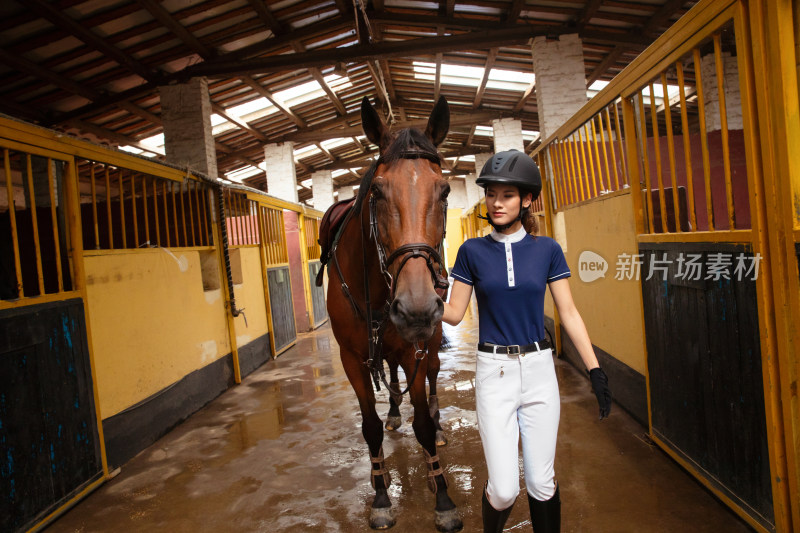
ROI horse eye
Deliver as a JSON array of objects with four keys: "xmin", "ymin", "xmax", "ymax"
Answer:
[
  {"xmin": 371, "ymin": 183, "xmax": 384, "ymax": 199},
  {"xmin": 440, "ymin": 183, "xmax": 450, "ymax": 201}
]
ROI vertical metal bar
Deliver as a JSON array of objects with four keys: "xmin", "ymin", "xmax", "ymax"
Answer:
[
  {"xmin": 235, "ymin": 193, "xmax": 244, "ymax": 245},
  {"xmin": 179, "ymin": 180, "xmax": 188, "ymax": 246},
  {"xmin": 693, "ymin": 47, "xmax": 715, "ymax": 231},
  {"xmin": 46, "ymin": 159, "xmax": 64, "ymax": 292},
  {"xmin": 623, "ymin": 96, "xmax": 646, "ymax": 236},
  {"xmin": 130, "ymin": 173, "xmax": 139, "ymax": 246},
  {"xmin": 25, "ymin": 154, "xmax": 45, "ymax": 295},
  {"xmin": 714, "ymin": 33, "xmax": 736, "ymax": 229},
  {"xmin": 597, "ymin": 113, "xmax": 612, "ymax": 191},
  {"xmin": 569, "ymin": 137, "xmax": 584, "ymax": 202},
  {"xmin": 614, "ymin": 101, "xmax": 629, "ymax": 185},
  {"xmin": 661, "ymin": 72, "xmax": 682, "ymax": 233},
  {"xmin": 248, "ymin": 200, "xmax": 256, "ymax": 244},
  {"xmin": 676, "ymin": 59, "xmax": 698, "ymax": 231},
  {"xmin": 565, "ymin": 139, "xmax": 578, "ymax": 204},
  {"xmin": 201, "ymin": 185, "xmax": 211, "ymax": 246},
  {"xmin": 192, "ymin": 181, "xmax": 202, "ymax": 245},
  {"xmin": 187, "ymin": 180, "xmax": 196, "ymax": 246},
  {"xmin": 648, "ymin": 83, "xmax": 668, "ymax": 232},
  {"xmin": 163, "ymin": 181, "xmax": 171, "ymax": 247},
  {"xmin": 118, "ymin": 170, "xmax": 127, "ymax": 248},
  {"xmin": 4, "ymin": 149, "xmax": 23, "ymax": 298},
  {"xmin": 550, "ymin": 146, "xmax": 564, "ymax": 208},
  {"xmin": 142, "ymin": 176, "xmax": 150, "ymax": 246},
  {"xmin": 171, "ymin": 181, "xmax": 180, "ymax": 246},
  {"xmin": 589, "ymin": 118, "xmax": 606, "ymax": 193},
  {"xmin": 637, "ymin": 93, "xmax": 656, "ymax": 234},
  {"xmin": 105, "ymin": 166, "xmax": 114, "ymax": 249},
  {"xmin": 604, "ymin": 107, "xmax": 621, "ymax": 190},
  {"xmin": 90, "ymin": 164, "xmax": 99, "ymax": 249},
  {"xmin": 553, "ymin": 142, "xmax": 567, "ymax": 206},
  {"xmin": 579, "ymin": 126, "xmax": 597, "ymax": 198},
  {"xmin": 153, "ymin": 179, "xmax": 160, "ymax": 247}
]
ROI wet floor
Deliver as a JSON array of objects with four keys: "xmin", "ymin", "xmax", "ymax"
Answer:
[{"xmin": 51, "ymin": 310, "xmax": 752, "ymax": 532}]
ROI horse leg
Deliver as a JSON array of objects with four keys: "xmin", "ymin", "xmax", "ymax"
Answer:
[
  {"xmin": 427, "ymin": 355, "xmax": 447, "ymax": 446},
  {"xmin": 341, "ymin": 351, "xmax": 396, "ymax": 530},
  {"xmin": 405, "ymin": 358, "xmax": 463, "ymax": 533},
  {"xmin": 385, "ymin": 361, "xmax": 402, "ymax": 431}
]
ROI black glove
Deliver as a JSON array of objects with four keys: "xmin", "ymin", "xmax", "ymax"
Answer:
[{"xmin": 589, "ymin": 367, "xmax": 612, "ymax": 419}]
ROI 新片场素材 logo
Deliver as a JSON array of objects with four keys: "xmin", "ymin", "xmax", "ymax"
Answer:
[{"xmin": 578, "ymin": 250, "xmax": 607, "ymax": 283}]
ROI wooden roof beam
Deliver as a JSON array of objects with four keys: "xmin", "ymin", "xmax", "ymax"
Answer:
[
  {"xmin": 242, "ymin": 76, "xmax": 306, "ymax": 128},
  {"xmin": 513, "ymin": 81, "xmax": 536, "ymax": 112},
  {"xmin": 576, "ymin": 0, "xmax": 603, "ymax": 32},
  {"xmin": 506, "ymin": 0, "xmax": 524, "ymax": 24},
  {"xmin": 212, "ymin": 104, "xmax": 269, "ymax": 142},
  {"xmin": 291, "ymin": 42, "xmax": 348, "ymax": 116},
  {"xmin": 245, "ymin": 0, "xmax": 286, "ymax": 34},
  {"xmin": 138, "ymin": 0, "xmax": 214, "ymax": 59},
  {"xmin": 473, "ymin": 47, "xmax": 498, "ymax": 109}
]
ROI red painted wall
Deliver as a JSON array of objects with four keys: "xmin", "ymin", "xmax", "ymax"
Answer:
[{"xmin": 283, "ymin": 211, "xmax": 310, "ymax": 333}]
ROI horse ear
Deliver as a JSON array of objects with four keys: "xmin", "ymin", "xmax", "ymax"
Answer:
[
  {"xmin": 424, "ymin": 96, "xmax": 450, "ymax": 146},
  {"xmin": 361, "ymin": 96, "xmax": 385, "ymax": 148}
]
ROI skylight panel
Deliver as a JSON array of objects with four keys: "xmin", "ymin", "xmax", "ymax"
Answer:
[
  {"xmin": 474, "ymin": 125, "xmax": 493, "ymax": 136},
  {"xmin": 320, "ymin": 137, "xmax": 351, "ymax": 150},
  {"xmin": 294, "ymin": 145, "xmax": 322, "ymax": 159},
  {"xmin": 210, "ymin": 113, "xmax": 227, "ymax": 126},
  {"xmin": 139, "ymin": 133, "xmax": 165, "ymax": 150},
  {"xmin": 522, "ymin": 130, "xmax": 540, "ymax": 141},
  {"xmin": 486, "ymin": 69, "xmax": 535, "ymax": 91},
  {"xmin": 118, "ymin": 146, "xmax": 143, "ymax": 155},
  {"xmin": 226, "ymin": 165, "xmax": 262, "ymax": 181},
  {"xmin": 331, "ymin": 168, "xmax": 350, "ymax": 177}
]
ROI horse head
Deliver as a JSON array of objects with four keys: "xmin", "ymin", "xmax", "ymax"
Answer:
[{"xmin": 361, "ymin": 96, "xmax": 450, "ymax": 344}]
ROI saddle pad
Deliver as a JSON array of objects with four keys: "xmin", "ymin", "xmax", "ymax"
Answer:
[{"xmin": 316, "ymin": 197, "xmax": 356, "ymax": 286}]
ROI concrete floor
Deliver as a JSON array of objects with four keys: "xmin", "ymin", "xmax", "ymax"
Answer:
[{"xmin": 51, "ymin": 310, "xmax": 753, "ymax": 532}]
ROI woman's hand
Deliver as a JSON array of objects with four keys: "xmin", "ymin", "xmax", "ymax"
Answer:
[{"xmin": 589, "ymin": 367, "xmax": 612, "ymax": 419}]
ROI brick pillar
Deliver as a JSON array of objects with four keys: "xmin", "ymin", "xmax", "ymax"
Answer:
[
  {"xmin": 532, "ymin": 34, "xmax": 588, "ymax": 140},
  {"xmin": 311, "ymin": 170, "xmax": 335, "ymax": 212},
  {"xmin": 448, "ymin": 178, "xmax": 467, "ymax": 209},
  {"xmin": 492, "ymin": 118, "xmax": 524, "ymax": 152},
  {"xmin": 159, "ymin": 77, "xmax": 218, "ymax": 177},
  {"xmin": 700, "ymin": 52, "xmax": 743, "ymax": 131},
  {"xmin": 337, "ymin": 186, "xmax": 355, "ymax": 201},
  {"xmin": 464, "ymin": 173, "xmax": 482, "ymax": 208},
  {"xmin": 263, "ymin": 142, "xmax": 297, "ymax": 203}
]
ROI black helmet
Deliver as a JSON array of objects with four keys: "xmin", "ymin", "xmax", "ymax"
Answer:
[{"xmin": 476, "ymin": 149, "xmax": 542, "ymax": 200}]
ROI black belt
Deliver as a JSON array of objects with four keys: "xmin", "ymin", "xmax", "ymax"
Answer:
[{"xmin": 478, "ymin": 339, "xmax": 551, "ymax": 355}]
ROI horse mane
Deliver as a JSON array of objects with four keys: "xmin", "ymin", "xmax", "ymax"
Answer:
[{"xmin": 353, "ymin": 128, "xmax": 441, "ymax": 214}]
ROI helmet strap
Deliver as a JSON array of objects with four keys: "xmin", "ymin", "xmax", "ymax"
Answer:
[{"xmin": 477, "ymin": 203, "xmax": 527, "ymax": 232}]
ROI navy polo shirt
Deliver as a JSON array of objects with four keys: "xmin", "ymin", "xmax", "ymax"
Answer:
[{"xmin": 450, "ymin": 227, "xmax": 571, "ymax": 346}]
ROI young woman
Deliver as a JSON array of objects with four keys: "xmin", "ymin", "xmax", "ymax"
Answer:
[{"xmin": 443, "ymin": 150, "xmax": 612, "ymax": 533}]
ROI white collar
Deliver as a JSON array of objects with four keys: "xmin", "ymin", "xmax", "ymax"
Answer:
[{"xmin": 490, "ymin": 226, "xmax": 528, "ymax": 243}]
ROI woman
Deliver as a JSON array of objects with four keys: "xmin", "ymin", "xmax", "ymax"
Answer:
[{"xmin": 442, "ymin": 149, "xmax": 612, "ymax": 533}]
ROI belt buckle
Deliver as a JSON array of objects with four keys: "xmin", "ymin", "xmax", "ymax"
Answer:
[{"xmin": 507, "ymin": 344, "xmax": 521, "ymax": 355}]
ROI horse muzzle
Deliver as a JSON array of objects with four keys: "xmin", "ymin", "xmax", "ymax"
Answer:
[{"xmin": 389, "ymin": 292, "xmax": 444, "ymax": 343}]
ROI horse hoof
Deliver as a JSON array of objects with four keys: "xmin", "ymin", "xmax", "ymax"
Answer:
[
  {"xmin": 434, "ymin": 508, "xmax": 463, "ymax": 533},
  {"xmin": 385, "ymin": 416, "xmax": 402, "ymax": 431},
  {"xmin": 370, "ymin": 506, "xmax": 396, "ymax": 530},
  {"xmin": 435, "ymin": 430, "xmax": 447, "ymax": 447}
]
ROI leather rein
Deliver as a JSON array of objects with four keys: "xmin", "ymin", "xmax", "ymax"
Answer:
[{"xmin": 331, "ymin": 148, "xmax": 449, "ymax": 398}]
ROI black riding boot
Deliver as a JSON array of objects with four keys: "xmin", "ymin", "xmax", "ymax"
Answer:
[
  {"xmin": 482, "ymin": 485, "xmax": 514, "ymax": 533},
  {"xmin": 527, "ymin": 485, "xmax": 560, "ymax": 533}
]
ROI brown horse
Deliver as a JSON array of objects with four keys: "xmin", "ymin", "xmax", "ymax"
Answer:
[{"xmin": 326, "ymin": 96, "xmax": 461, "ymax": 532}]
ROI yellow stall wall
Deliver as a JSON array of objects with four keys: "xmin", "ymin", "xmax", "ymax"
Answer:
[
  {"xmin": 231, "ymin": 246, "xmax": 269, "ymax": 346},
  {"xmin": 84, "ymin": 249, "xmax": 230, "ymax": 418},
  {"xmin": 559, "ymin": 192, "xmax": 646, "ymax": 374},
  {"xmin": 445, "ymin": 207, "xmax": 464, "ymax": 269}
]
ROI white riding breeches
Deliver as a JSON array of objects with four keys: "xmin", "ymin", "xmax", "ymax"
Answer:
[{"xmin": 475, "ymin": 346, "xmax": 561, "ymax": 509}]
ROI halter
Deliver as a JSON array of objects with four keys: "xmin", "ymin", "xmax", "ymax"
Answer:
[{"xmin": 332, "ymin": 145, "xmax": 449, "ymax": 397}]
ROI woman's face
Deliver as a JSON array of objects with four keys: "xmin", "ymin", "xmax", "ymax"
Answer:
[{"xmin": 485, "ymin": 184, "xmax": 530, "ymax": 226}]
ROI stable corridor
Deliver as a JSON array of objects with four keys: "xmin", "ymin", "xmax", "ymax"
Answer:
[{"xmin": 50, "ymin": 311, "xmax": 752, "ymax": 533}]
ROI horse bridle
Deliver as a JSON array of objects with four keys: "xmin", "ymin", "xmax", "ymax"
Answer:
[{"xmin": 335, "ymin": 147, "xmax": 450, "ymax": 398}]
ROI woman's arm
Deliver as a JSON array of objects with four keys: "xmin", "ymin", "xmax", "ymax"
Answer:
[
  {"xmin": 442, "ymin": 280, "xmax": 473, "ymax": 326},
  {"xmin": 548, "ymin": 278, "xmax": 599, "ymax": 371}
]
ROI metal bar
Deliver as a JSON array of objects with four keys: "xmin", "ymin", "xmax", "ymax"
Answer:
[
  {"xmin": 568, "ymin": 137, "xmax": 583, "ymax": 202},
  {"xmin": 90, "ymin": 164, "xmax": 99, "ymax": 249},
  {"xmin": 179, "ymin": 180, "xmax": 188, "ymax": 247},
  {"xmin": 553, "ymin": 143, "xmax": 567, "ymax": 206},
  {"xmin": 648, "ymin": 83, "xmax": 669, "ymax": 232},
  {"xmin": 550, "ymin": 146, "xmax": 564, "ymax": 208},
  {"xmin": 162, "ymin": 181, "xmax": 171, "ymax": 247},
  {"xmin": 142, "ymin": 176, "xmax": 150, "ymax": 245},
  {"xmin": 171, "ymin": 181, "xmax": 179, "ymax": 246},
  {"xmin": 130, "ymin": 173, "xmax": 139, "ymax": 246},
  {"xmin": 565, "ymin": 139, "xmax": 578, "ymax": 204},
  {"xmin": 637, "ymin": 93, "xmax": 656, "ymax": 234},
  {"xmin": 201, "ymin": 185, "xmax": 210, "ymax": 246},
  {"xmin": 4, "ymin": 149, "xmax": 23, "ymax": 297},
  {"xmin": 676, "ymin": 59, "xmax": 699, "ymax": 231},
  {"xmin": 661, "ymin": 72, "xmax": 682, "ymax": 233},
  {"xmin": 614, "ymin": 101, "xmax": 629, "ymax": 185},
  {"xmin": 235, "ymin": 193, "xmax": 245, "ymax": 245},
  {"xmin": 714, "ymin": 33, "xmax": 736, "ymax": 229},
  {"xmin": 693, "ymin": 47, "xmax": 715, "ymax": 231},
  {"xmin": 597, "ymin": 113, "xmax": 612, "ymax": 191},
  {"xmin": 187, "ymin": 180, "xmax": 196, "ymax": 247},
  {"xmin": 46, "ymin": 159, "xmax": 64, "ymax": 292},
  {"xmin": 25, "ymin": 154, "xmax": 45, "ymax": 295},
  {"xmin": 590, "ymin": 118, "xmax": 606, "ymax": 193},
  {"xmin": 191, "ymin": 181, "xmax": 202, "ymax": 246},
  {"xmin": 118, "ymin": 170, "xmax": 127, "ymax": 248},
  {"xmin": 580, "ymin": 126, "xmax": 597, "ymax": 198},
  {"xmin": 105, "ymin": 166, "xmax": 113, "ymax": 249},
  {"xmin": 605, "ymin": 107, "xmax": 621, "ymax": 190},
  {"xmin": 623, "ymin": 96, "xmax": 646, "ymax": 238},
  {"xmin": 152, "ymin": 179, "xmax": 160, "ymax": 246},
  {"xmin": 249, "ymin": 200, "xmax": 257, "ymax": 245}
]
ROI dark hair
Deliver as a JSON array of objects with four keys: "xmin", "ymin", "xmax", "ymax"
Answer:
[{"xmin": 519, "ymin": 189, "xmax": 539, "ymax": 235}]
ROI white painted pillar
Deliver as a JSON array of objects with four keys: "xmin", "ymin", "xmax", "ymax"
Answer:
[
  {"xmin": 491, "ymin": 118, "xmax": 524, "ymax": 152},
  {"xmin": 448, "ymin": 178, "xmax": 467, "ymax": 209},
  {"xmin": 311, "ymin": 170, "xmax": 335, "ymax": 212},
  {"xmin": 531, "ymin": 34, "xmax": 588, "ymax": 140},
  {"xmin": 159, "ymin": 77, "xmax": 218, "ymax": 177},
  {"xmin": 464, "ymin": 173, "xmax": 482, "ymax": 208},
  {"xmin": 700, "ymin": 52, "xmax": 743, "ymax": 131},
  {"xmin": 337, "ymin": 186, "xmax": 355, "ymax": 201},
  {"xmin": 263, "ymin": 142, "xmax": 298, "ymax": 204}
]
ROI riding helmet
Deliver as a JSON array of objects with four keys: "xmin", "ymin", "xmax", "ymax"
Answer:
[{"xmin": 476, "ymin": 149, "xmax": 542, "ymax": 200}]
